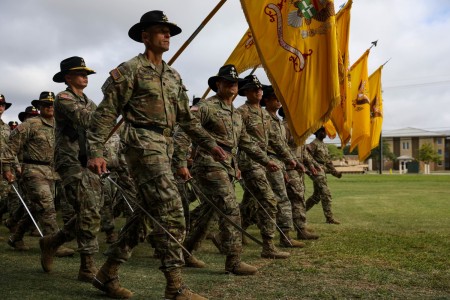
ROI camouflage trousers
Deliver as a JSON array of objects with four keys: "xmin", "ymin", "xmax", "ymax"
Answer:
[
  {"xmin": 184, "ymin": 166, "xmax": 242, "ymax": 256},
  {"xmin": 285, "ymin": 169, "xmax": 307, "ymax": 230},
  {"xmin": 11, "ymin": 169, "xmax": 59, "ymax": 241},
  {"xmin": 2, "ymin": 180, "xmax": 23, "ymax": 225},
  {"xmin": 0, "ymin": 178, "xmax": 12, "ymax": 219},
  {"xmin": 306, "ymin": 173, "xmax": 333, "ymax": 219},
  {"xmin": 240, "ymin": 167, "xmax": 278, "ymax": 239},
  {"xmin": 100, "ymin": 175, "xmax": 117, "ymax": 233},
  {"xmin": 265, "ymin": 158, "xmax": 293, "ymax": 231},
  {"xmin": 104, "ymin": 147, "xmax": 186, "ymax": 270},
  {"xmin": 59, "ymin": 168, "xmax": 103, "ymax": 254}
]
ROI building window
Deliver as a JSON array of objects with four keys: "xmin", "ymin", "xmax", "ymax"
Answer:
[
  {"xmin": 438, "ymin": 149, "xmax": 442, "ymax": 155},
  {"xmin": 437, "ymin": 138, "xmax": 442, "ymax": 144},
  {"xmin": 402, "ymin": 142, "xmax": 409, "ymax": 150}
]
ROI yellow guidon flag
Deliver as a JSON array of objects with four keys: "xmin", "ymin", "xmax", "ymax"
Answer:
[
  {"xmin": 240, "ymin": 0, "xmax": 340, "ymax": 144},
  {"xmin": 358, "ymin": 65, "xmax": 384, "ymax": 160},
  {"xmin": 224, "ymin": 28, "xmax": 261, "ymax": 74},
  {"xmin": 330, "ymin": 0, "xmax": 352, "ymax": 147},
  {"xmin": 349, "ymin": 49, "xmax": 371, "ymax": 154}
]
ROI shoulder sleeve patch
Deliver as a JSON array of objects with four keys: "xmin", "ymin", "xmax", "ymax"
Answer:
[
  {"xmin": 58, "ymin": 92, "xmax": 72, "ymax": 100},
  {"xmin": 110, "ymin": 68, "xmax": 123, "ymax": 81}
]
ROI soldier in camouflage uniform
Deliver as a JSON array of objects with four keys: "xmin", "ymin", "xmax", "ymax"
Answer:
[
  {"xmin": 39, "ymin": 57, "xmax": 104, "ymax": 282},
  {"xmin": 174, "ymin": 65, "xmax": 282, "ymax": 274},
  {"xmin": 86, "ymin": 11, "xmax": 227, "ymax": 300},
  {"xmin": 237, "ymin": 78, "xmax": 303, "ymax": 257},
  {"xmin": 278, "ymin": 107, "xmax": 320, "ymax": 239},
  {"xmin": 0, "ymin": 94, "xmax": 13, "ymax": 229},
  {"xmin": 2, "ymin": 92, "xmax": 75, "ymax": 256},
  {"xmin": 306, "ymin": 127, "xmax": 342, "ymax": 224}
]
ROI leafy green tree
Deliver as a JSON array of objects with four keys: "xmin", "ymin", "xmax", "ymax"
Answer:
[
  {"xmin": 371, "ymin": 139, "xmax": 396, "ymax": 161},
  {"xmin": 327, "ymin": 144, "xmax": 343, "ymax": 160},
  {"xmin": 418, "ymin": 143, "xmax": 441, "ymax": 164}
]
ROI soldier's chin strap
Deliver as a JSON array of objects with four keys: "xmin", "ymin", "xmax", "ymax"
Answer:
[{"xmin": 100, "ymin": 172, "xmax": 193, "ymax": 257}]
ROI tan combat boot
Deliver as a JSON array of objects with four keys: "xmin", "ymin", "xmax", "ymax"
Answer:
[
  {"xmin": 78, "ymin": 254, "xmax": 98, "ymax": 282},
  {"xmin": 279, "ymin": 230, "xmax": 305, "ymax": 248},
  {"xmin": 55, "ymin": 245, "xmax": 75, "ymax": 257},
  {"xmin": 184, "ymin": 254, "xmax": 206, "ymax": 268},
  {"xmin": 326, "ymin": 218, "xmax": 341, "ymax": 225},
  {"xmin": 261, "ymin": 238, "xmax": 290, "ymax": 259},
  {"xmin": 225, "ymin": 255, "xmax": 257, "ymax": 276},
  {"xmin": 39, "ymin": 230, "xmax": 66, "ymax": 272},
  {"xmin": 297, "ymin": 228, "xmax": 319, "ymax": 240},
  {"xmin": 93, "ymin": 258, "xmax": 133, "ymax": 299},
  {"xmin": 163, "ymin": 268, "xmax": 207, "ymax": 300},
  {"xmin": 7, "ymin": 237, "xmax": 30, "ymax": 251}
]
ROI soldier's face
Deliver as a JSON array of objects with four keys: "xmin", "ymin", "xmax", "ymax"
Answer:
[
  {"xmin": 217, "ymin": 79, "xmax": 238, "ymax": 98},
  {"xmin": 265, "ymin": 95, "xmax": 282, "ymax": 112},
  {"xmin": 245, "ymin": 87, "xmax": 263, "ymax": 104},
  {"xmin": 39, "ymin": 104, "xmax": 54, "ymax": 118},
  {"xmin": 143, "ymin": 25, "xmax": 171, "ymax": 53},
  {"xmin": 65, "ymin": 71, "xmax": 88, "ymax": 89},
  {"xmin": 0, "ymin": 104, "xmax": 5, "ymax": 115}
]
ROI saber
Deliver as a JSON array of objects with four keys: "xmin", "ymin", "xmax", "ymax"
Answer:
[
  {"xmin": 187, "ymin": 178, "xmax": 264, "ymax": 246},
  {"xmin": 106, "ymin": 177, "xmax": 134, "ymax": 213},
  {"xmin": 11, "ymin": 184, "xmax": 43, "ymax": 237},
  {"xmin": 237, "ymin": 179, "xmax": 293, "ymax": 246},
  {"xmin": 103, "ymin": 174, "xmax": 192, "ymax": 256}
]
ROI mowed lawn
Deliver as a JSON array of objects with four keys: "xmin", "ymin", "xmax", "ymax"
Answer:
[{"xmin": 0, "ymin": 174, "xmax": 449, "ymax": 299}]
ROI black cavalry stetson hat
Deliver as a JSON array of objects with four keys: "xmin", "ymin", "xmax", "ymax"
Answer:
[
  {"xmin": 238, "ymin": 75, "xmax": 264, "ymax": 96},
  {"xmin": 128, "ymin": 10, "xmax": 182, "ymax": 42},
  {"xmin": 31, "ymin": 91, "xmax": 55, "ymax": 108},
  {"xmin": 0, "ymin": 94, "xmax": 12, "ymax": 110},
  {"xmin": 18, "ymin": 106, "xmax": 39, "ymax": 122},
  {"xmin": 207, "ymin": 64, "xmax": 242, "ymax": 92},
  {"xmin": 53, "ymin": 56, "xmax": 95, "ymax": 83}
]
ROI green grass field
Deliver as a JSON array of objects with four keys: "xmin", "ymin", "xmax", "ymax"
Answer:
[{"xmin": 0, "ymin": 174, "xmax": 449, "ymax": 299}]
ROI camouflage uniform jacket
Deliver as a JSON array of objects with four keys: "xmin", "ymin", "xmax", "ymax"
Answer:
[
  {"xmin": 2, "ymin": 115, "xmax": 59, "ymax": 180},
  {"xmin": 282, "ymin": 119, "xmax": 320, "ymax": 171},
  {"xmin": 173, "ymin": 95, "xmax": 270, "ymax": 177},
  {"xmin": 54, "ymin": 87, "xmax": 97, "ymax": 179},
  {"xmin": 308, "ymin": 138, "xmax": 339, "ymax": 175},
  {"xmin": 236, "ymin": 102, "xmax": 292, "ymax": 172},
  {"xmin": 87, "ymin": 54, "xmax": 217, "ymax": 167},
  {"xmin": 0, "ymin": 119, "xmax": 11, "ymax": 173}
]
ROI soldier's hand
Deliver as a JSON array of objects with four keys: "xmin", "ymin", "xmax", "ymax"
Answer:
[
  {"xmin": 296, "ymin": 163, "xmax": 306, "ymax": 173},
  {"xmin": 265, "ymin": 160, "xmax": 279, "ymax": 172},
  {"xmin": 87, "ymin": 157, "xmax": 108, "ymax": 175},
  {"xmin": 286, "ymin": 159, "xmax": 296, "ymax": 169},
  {"xmin": 3, "ymin": 170, "xmax": 15, "ymax": 183},
  {"xmin": 210, "ymin": 146, "xmax": 228, "ymax": 161},
  {"xmin": 310, "ymin": 167, "xmax": 318, "ymax": 176},
  {"xmin": 176, "ymin": 167, "xmax": 192, "ymax": 181},
  {"xmin": 336, "ymin": 171, "xmax": 342, "ymax": 178}
]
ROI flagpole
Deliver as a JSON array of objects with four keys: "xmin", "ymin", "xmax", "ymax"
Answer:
[
  {"xmin": 382, "ymin": 57, "xmax": 391, "ymax": 67},
  {"xmin": 168, "ymin": 0, "xmax": 228, "ymax": 65},
  {"xmin": 105, "ymin": 0, "xmax": 228, "ymax": 142}
]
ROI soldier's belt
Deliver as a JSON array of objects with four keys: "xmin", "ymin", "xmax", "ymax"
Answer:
[
  {"xmin": 23, "ymin": 159, "xmax": 51, "ymax": 166},
  {"xmin": 131, "ymin": 123, "xmax": 172, "ymax": 137},
  {"xmin": 217, "ymin": 142, "xmax": 237, "ymax": 155}
]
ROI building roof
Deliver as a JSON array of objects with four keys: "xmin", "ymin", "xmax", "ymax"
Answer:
[{"xmin": 382, "ymin": 127, "xmax": 446, "ymax": 138}]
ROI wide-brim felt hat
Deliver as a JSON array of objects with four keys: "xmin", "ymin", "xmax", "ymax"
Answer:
[
  {"xmin": 238, "ymin": 75, "xmax": 264, "ymax": 96},
  {"xmin": 0, "ymin": 94, "xmax": 12, "ymax": 110},
  {"xmin": 31, "ymin": 91, "xmax": 55, "ymax": 108},
  {"xmin": 208, "ymin": 64, "xmax": 242, "ymax": 92},
  {"xmin": 18, "ymin": 106, "xmax": 39, "ymax": 122},
  {"xmin": 128, "ymin": 10, "xmax": 182, "ymax": 42},
  {"xmin": 314, "ymin": 126, "xmax": 326, "ymax": 136},
  {"xmin": 53, "ymin": 56, "xmax": 95, "ymax": 83},
  {"xmin": 260, "ymin": 85, "xmax": 276, "ymax": 107}
]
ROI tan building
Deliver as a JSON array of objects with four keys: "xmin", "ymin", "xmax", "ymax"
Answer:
[{"xmin": 383, "ymin": 127, "xmax": 449, "ymax": 172}]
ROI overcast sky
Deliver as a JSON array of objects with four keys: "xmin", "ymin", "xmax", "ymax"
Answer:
[{"xmin": 1, "ymin": 0, "xmax": 450, "ymax": 134}]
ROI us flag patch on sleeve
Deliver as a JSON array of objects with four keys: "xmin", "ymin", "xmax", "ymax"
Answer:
[{"xmin": 110, "ymin": 68, "xmax": 123, "ymax": 81}]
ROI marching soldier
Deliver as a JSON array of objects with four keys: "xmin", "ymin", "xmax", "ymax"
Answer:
[
  {"xmin": 237, "ymin": 77, "xmax": 301, "ymax": 259},
  {"xmin": 0, "ymin": 94, "xmax": 13, "ymax": 231},
  {"xmin": 306, "ymin": 126, "xmax": 342, "ymax": 224},
  {"xmin": 39, "ymin": 56, "xmax": 104, "ymax": 282},
  {"xmin": 174, "ymin": 66, "xmax": 284, "ymax": 274},
  {"xmin": 3, "ymin": 92, "xmax": 74, "ymax": 256},
  {"xmin": 86, "ymin": 11, "xmax": 226, "ymax": 300}
]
